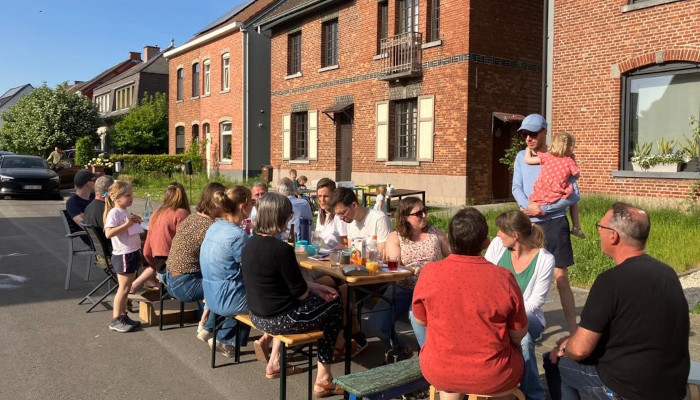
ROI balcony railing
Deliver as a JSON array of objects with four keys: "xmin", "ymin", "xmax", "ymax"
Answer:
[{"xmin": 379, "ymin": 32, "xmax": 422, "ymax": 80}]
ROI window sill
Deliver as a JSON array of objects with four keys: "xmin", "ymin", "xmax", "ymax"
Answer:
[
  {"xmin": 611, "ymin": 170, "xmax": 700, "ymax": 179},
  {"xmin": 373, "ymin": 54, "xmax": 387, "ymax": 61},
  {"xmin": 621, "ymin": 0, "xmax": 687, "ymax": 12},
  {"xmin": 290, "ymin": 159, "xmax": 310, "ymax": 164},
  {"xmin": 201, "ymin": 93, "xmax": 211, "ymax": 98},
  {"xmin": 176, "ymin": 100, "xmax": 183, "ymax": 103},
  {"xmin": 219, "ymin": 160, "xmax": 232, "ymax": 165},
  {"xmin": 219, "ymin": 90, "xmax": 230, "ymax": 94},
  {"xmin": 318, "ymin": 65, "xmax": 339, "ymax": 73},
  {"xmin": 421, "ymin": 40, "xmax": 442, "ymax": 49},
  {"xmin": 285, "ymin": 72, "xmax": 303, "ymax": 80},
  {"xmin": 191, "ymin": 96, "xmax": 200, "ymax": 100},
  {"xmin": 386, "ymin": 160, "xmax": 419, "ymax": 167}
]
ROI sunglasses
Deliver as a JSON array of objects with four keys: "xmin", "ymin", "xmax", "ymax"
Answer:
[
  {"xmin": 519, "ymin": 130, "xmax": 542, "ymax": 138},
  {"xmin": 408, "ymin": 208, "xmax": 427, "ymax": 218}
]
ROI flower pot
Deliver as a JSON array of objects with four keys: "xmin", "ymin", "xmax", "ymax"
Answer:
[
  {"xmin": 632, "ymin": 162, "xmax": 680, "ymax": 172},
  {"xmin": 88, "ymin": 166, "xmax": 105, "ymax": 174}
]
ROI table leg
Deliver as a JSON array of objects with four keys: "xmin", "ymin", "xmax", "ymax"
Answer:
[{"xmin": 344, "ymin": 286, "xmax": 353, "ymax": 400}]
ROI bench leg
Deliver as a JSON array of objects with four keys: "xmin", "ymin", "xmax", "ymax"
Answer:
[
  {"xmin": 211, "ymin": 313, "xmax": 219, "ymax": 369},
  {"xmin": 280, "ymin": 342, "xmax": 287, "ymax": 400},
  {"xmin": 234, "ymin": 322, "xmax": 241, "ymax": 363},
  {"xmin": 307, "ymin": 342, "xmax": 313, "ymax": 400},
  {"xmin": 159, "ymin": 283, "xmax": 165, "ymax": 331},
  {"xmin": 179, "ymin": 301, "xmax": 185, "ymax": 327}
]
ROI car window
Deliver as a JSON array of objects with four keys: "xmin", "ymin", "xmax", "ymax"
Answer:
[{"xmin": 27, "ymin": 158, "xmax": 47, "ymax": 168}]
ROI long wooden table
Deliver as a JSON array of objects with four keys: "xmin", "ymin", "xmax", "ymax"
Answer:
[{"xmin": 298, "ymin": 257, "xmax": 412, "ymax": 382}]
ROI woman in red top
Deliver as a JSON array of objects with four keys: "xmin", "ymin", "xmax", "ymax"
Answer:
[
  {"xmin": 134, "ymin": 182, "xmax": 190, "ymax": 291},
  {"xmin": 412, "ymin": 208, "xmax": 528, "ymax": 399}
]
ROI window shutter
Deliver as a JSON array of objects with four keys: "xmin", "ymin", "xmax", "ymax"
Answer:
[
  {"xmin": 375, "ymin": 101, "xmax": 389, "ymax": 161},
  {"xmin": 308, "ymin": 110, "xmax": 318, "ymax": 160},
  {"xmin": 417, "ymin": 95, "xmax": 435, "ymax": 162},
  {"xmin": 282, "ymin": 114, "xmax": 291, "ymax": 160}
]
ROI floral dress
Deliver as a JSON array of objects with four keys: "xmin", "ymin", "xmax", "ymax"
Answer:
[{"xmin": 398, "ymin": 226, "xmax": 444, "ymax": 289}]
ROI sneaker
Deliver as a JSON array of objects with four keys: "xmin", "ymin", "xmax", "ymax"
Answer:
[
  {"xmin": 384, "ymin": 345, "xmax": 413, "ymax": 364},
  {"xmin": 208, "ymin": 338, "xmax": 236, "ymax": 358},
  {"xmin": 122, "ymin": 313, "xmax": 141, "ymax": 328},
  {"xmin": 109, "ymin": 315, "xmax": 135, "ymax": 333},
  {"xmin": 571, "ymin": 227, "xmax": 586, "ymax": 239},
  {"xmin": 351, "ymin": 332, "xmax": 369, "ymax": 357},
  {"xmin": 197, "ymin": 327, "xmax": 213, "ymax": 342}
]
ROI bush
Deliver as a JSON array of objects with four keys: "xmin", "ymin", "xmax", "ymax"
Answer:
[
  {"xmin": 75, "ymin": 136, "xmax": 95, "ymax": 166},
  {"xmin": 112, "ymin": 154, "xmax": 203, "ymax": 175}
]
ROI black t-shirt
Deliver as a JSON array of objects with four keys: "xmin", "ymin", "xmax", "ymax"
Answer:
[
  {"xmin": 83, "ymin": 199, "xmax": 111, "ymax": 254},
  {"xmin": 580, "ymin": 254, "xmax": 689, "ymax": 400},
  {"xmin": 241, "ymin": 235, "xmax": 308, "ymax": 318},
  {"xmin": 66, "ymin": 192, "xmax": 95, "ymax": 246}
]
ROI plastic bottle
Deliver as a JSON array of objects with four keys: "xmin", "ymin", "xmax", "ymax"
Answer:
[
  {"xmin": 367, "ymin": 235, "xmax": 379, "ymax": 262},
  {"xmin": 142, "ymin": 194, "xmax": 153, "ymax": 230}
]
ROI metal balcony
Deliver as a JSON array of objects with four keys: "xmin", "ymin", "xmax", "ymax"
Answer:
[{"xmin": 379, "ymin": 32, "xmax": 422, "ymax": 80}]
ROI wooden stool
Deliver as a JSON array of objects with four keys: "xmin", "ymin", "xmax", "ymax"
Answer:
[
  {"xmin": 234, "ymin": 314, "xmax": 323, "ymax": 400},
  {"xmin": 428, "ymin": 386, "xmax": 525, "ymax": 400}
]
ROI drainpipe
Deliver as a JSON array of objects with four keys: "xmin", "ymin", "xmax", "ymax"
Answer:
[
  {"xmin": 242, "ymin": 27, "xmax": 249, "ymax": 181},
  {"xmin": 541, "ymin": 0, "xmax": 548, "ymax": 117}
]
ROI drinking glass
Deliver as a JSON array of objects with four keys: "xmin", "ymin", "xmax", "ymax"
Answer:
[
  {"xmin": 329, "ymin": 249, "xmax": 342, "ymax": 267},
  {"xmin": 387, "ymin": 256, "xmax": 399, "ymax": 271},
  {"xmin": 311, "ymin": 231, "xmax": 322, "ymax": 253}
]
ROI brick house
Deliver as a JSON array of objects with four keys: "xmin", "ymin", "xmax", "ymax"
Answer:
[
  {"xmin": 92, "ymin": 46, "xmax": 169, "ymax": 151},
  {"xmin": 70, "ymin": 52, "xmax": 143, "ymax": 101},
  {"xmin": 550, "ymin": 0, "xmax": 700, "ymax": 200},
  {"xmin": 258, "ymin": 0, "xmax": 544, "ymax": 204},
  {"xmin": 164, "ymin": 0, "xmax": 278, "ymax": 180}
]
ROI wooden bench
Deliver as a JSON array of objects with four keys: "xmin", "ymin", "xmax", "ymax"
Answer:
[
  {"xmin": 231, "ymin": 314, "xmax": 324, "ymax": 400},
  {"xmin": 333, "ymin": 358, "xmax": 431, "ymax": 400}
]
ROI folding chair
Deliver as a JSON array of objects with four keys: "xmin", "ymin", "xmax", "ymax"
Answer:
[
  {"xmin": 79, "ymin": 224, "xmax": 119, "ymax": 313},
  {"xmin": 59, "ymin": 210, "xmax": 94, "ymax": 290}
]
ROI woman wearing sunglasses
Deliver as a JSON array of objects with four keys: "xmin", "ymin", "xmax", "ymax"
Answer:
[{"xmin": 367, "ymin": 197, "xmax": 450, "ymax": 361}]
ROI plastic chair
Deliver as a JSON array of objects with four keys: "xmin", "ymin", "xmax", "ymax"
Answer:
[{"xmin": 59, "ymin": 210, "xmax": 94, "ymax": 290}]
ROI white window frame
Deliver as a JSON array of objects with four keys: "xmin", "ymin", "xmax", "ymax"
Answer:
[
  {"xmin": 203, "ymin": 59, "xmax": 211, "ymax": 95},
  {"xmin": 220, "ymin": 121, "xmax": 232, "ymax": 161},
  {"xmin": 222, "ymin": 53, "xmax": 230, "ymax": 92}
]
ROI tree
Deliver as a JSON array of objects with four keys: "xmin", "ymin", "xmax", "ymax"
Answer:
[
  {"xmin": 0, "ymin": 83, "xmax": 100, "ymax": 155},
  {"xmin": 112, "ymin": 92, "xmax": 168, "ymax": 154}
]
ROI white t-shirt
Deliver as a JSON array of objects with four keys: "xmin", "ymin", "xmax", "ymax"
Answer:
[
  {"xmin": 249, "ymin": 206, "xmax": 258, "ymax": 222},
  {"xmin": 104, "ymin": 208, "xmax": 142, "ymax": 255},
  {"xmin": 315, "ymin": 213, "xmax": 347, "ymax": 250},
  {"xmin": 346, "ymin": 208, "xmax": 392, "ymax": 244}
]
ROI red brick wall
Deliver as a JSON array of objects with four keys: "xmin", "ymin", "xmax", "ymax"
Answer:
[
  {"xmin": 268, "ymin": 0, "xmax": 543, "ymax": 203},
  {"xmin": 168, "ymin": 31, "xmax": 244, "ymax": 174},
  {"xmin": 552, "ymin": 0, "xmax": 700, "ymax": 199}
]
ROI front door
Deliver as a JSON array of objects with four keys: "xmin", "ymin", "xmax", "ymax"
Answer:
[
  {"xmin": 492, "ymin": 118, "xmax": 515, "ymax": 200},
  {"xmin": 338, "ymin": 124, "xmax": 352, "ymax": 182}
]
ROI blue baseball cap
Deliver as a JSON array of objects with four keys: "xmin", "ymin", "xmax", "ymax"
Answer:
[{"xmin": 518, "ymin": 114, "xmax": 547, "ymax": 133}]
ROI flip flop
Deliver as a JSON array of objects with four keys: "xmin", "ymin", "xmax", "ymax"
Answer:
[
  {"xmin": 254, "ymin": 339, "xmax": 270, "ymax": 363},
  {"xmin": 265, "ymin": 365, "xmax": 305, "ymax": 379},
  {"xmin": 313, "ymin": 381, "xmax": 344, "ymax": 398}
]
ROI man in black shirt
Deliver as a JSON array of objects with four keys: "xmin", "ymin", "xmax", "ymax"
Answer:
[
  {"xmin": 543, "ymin": 202, "xmax": 689, "ymax": 400},
  {"xmin": 83, "ymin": 175, "xmax": 114, "ymax": 253}
]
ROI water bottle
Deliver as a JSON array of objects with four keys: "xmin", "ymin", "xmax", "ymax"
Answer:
[
  {"xmin": 367, "ymin": 235, "xmax": 379, "ymax": 262},
  {"xmin": 142, "ymin": 194, "xmax": 153, "ymax": 230},
  {"xmin": 298, "ymin": 217, "xmax": 312, "ymax": 243}
]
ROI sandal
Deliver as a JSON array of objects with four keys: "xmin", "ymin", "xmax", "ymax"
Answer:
[
  {"xmin": 332, "ymin": 340, "xmax": 357, "ymax": 361},
  {"xmin": 313, "ymin": 381, "xmax": 344, "ymax": 398},
  {"xmin": 265, "ymin": 364, "xmax": 305, "ymax": 379},
  {"xmin": 254, "ymin": 339, "xmax": 270, "ymax": 363}
]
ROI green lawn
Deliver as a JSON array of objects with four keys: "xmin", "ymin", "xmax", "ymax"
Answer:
[
  {"xmin": 428, "ymin": 195, "xmax": 700, "ymax": 289},
  {"xmin": 118, "ymin": 170, "xmax": 262, "ymax": 199}
]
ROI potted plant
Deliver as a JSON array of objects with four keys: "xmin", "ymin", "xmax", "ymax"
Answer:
[
  {"xmin": 86, "ymin": 153, "xmax": 114, "ymax": 174},
  {"xmin": 680, "ymin": 116, "xmax": 700, "ymax": 172},
  {"xmin": 630, "ymin": 138, "xmax": 687, "ymax": 172}
]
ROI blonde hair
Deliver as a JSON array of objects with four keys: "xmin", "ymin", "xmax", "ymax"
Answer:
[
  {"xmin": 377, "ymin": 185, "xmax": 387, "ymax": 196},
  {"xmin": 549, "ymin": 131, "xmax": 575, "ymax": 157},
  {"xmin": 212, "ymin": 185, "xmax": 251, "ymax": 218},
  {"xmin": 103, "ymin": 181, "xmax": 133, "ymax": 224},
  {"xmin": 297, "ymin": 175, "xmax": 308, "ymax": 184},
  {"xmin": 151, "ymin": 182, "xmax": 190, "ymax": 225}
]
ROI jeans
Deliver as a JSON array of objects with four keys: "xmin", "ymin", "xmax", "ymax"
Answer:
[
  {"xmin": 164, "ymin": 271, "xmax": 205, "ymax": 317},
  {"xmin": 206, "ymin": 313, "xmax": 251, "ymax": 346},
  {"xmin": 521, "ymin": 314, "xmax": 546, "ymax": 400},
  {"xmin": 409, "ymin": 309, "xmax": 426, "ymax": 348},
  {"xmin": 543, "ymin": 353, "xmax": 627, "ymax": 400},
  {"xmin": 367, "ymin": 285, "xmax": 414, "ymax": 350}
]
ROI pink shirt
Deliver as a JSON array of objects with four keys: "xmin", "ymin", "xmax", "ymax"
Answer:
[
  {"xmin": 529, "ymin": 152, "xmax": 580, "ymax": 204},
  {"xmin": 143, "ymin": 208, "xmax": 189, "ymax": 267}
]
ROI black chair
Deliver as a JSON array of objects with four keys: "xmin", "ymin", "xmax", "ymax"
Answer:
[
  {"xmin": 79, "ymin": 224, "xmax": 119, "ymax": 313},
  {"xmin": 158, "ymin": 279, "xmax": 185, "ymax": 331},
  {"xmin": 59, "ymin": 210, "xmax": 94, "ymax": 290}
]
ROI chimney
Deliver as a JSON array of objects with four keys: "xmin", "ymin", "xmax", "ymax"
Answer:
[
  {"xmin": 129, "ymin": 51, "xmax": 142, "ymax": 61},
  {"xmin": 143, "ymin": 46, "xmax": 160, "ymax": 62}
]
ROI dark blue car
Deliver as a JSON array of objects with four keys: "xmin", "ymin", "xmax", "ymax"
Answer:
[{"xmin": 0, "ymin": 155, "xmax": 61, "ymax": 199}]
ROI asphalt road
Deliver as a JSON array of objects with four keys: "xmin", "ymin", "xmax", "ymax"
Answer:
[{"xmin": 0, "ymin": 192, "xmax": 378, "ymax": 400}]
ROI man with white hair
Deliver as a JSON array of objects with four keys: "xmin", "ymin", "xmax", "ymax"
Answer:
[
  {"xmin": 277, "ymin": 177, "xmax": 312, "ymax": 236},
  {"xmin": 249, "ymin": 182, "xmax": 268, "ymax": 222},
  {"xmin": 83, "ymin": 175, "xmax": 115, "ymax": 253}
]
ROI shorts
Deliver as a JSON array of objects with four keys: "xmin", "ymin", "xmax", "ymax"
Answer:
[
  {"xmin": 536, "ymin": 216, "xmax": 574, "ymax": 268},
  {"xmin": 111, "ymin": 251, "xmax": 141, "ymax": 275}
]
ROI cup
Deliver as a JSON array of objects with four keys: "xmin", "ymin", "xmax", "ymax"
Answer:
[
  {"xmin": 341, "ymin": 249, "xmax": 352, "ymax": 265},
  {"xmin": 387, "ymin": 256, "xmax": 399, "ymax": 271},
  {"xmin": 329, "ymin": 249, "xmax": 342, "ymax": 267}
]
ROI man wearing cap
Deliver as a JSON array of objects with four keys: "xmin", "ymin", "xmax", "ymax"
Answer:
[
  {"xmin": 512, "ymin": 113, "xmax": 579, "ymax": 334},
  {"xmin": 66, "ymin": 169, "xmax": 97, "ymax": 226}
]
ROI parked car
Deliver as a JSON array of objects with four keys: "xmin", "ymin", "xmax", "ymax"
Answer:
[
  {"xmin": 55, "ymin": 149, "xmax": 111, "ymax": 188},
  {"xmin": 0, "ymin": 150, "xmax": 15, "ymax": 156},
  {"xmin": 0, "ymin": 155, "xmax": 61, "ymax": 199}
]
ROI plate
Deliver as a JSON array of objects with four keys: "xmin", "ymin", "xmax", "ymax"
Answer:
[{"xmin": 23, "ymin": 185, "xmax": 42, "ymax": 190}]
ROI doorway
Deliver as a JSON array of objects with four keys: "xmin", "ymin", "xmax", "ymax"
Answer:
[
  {"xmin": 335, "ymin": 111, "xmax": 353, "ymax": 182},
  {"xmin": 491, "ymin": 112, "xmax": 523, "ymax": 200}
]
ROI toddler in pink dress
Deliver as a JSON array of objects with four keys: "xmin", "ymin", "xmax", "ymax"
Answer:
[{"xmin": 526, "ymin": 132, "xmax": 585, "ymax": 238}]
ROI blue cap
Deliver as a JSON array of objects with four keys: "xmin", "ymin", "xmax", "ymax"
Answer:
[{"xmin": 518, "ymin": 114, "xmax": 547, "ymax": 133}]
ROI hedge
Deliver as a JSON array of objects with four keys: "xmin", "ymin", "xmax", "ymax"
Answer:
[{"xmin": 111, "ymin": 154, "xmax": 204, "ymax": 174}]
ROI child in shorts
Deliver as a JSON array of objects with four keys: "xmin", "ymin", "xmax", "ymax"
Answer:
[
  {"xmin": 526, "ymin": 131, "xmax": 585, "ymax": 238},
  {"xmin": 103, "ymin": 181, "xmax": 143, "ymax": 332}
]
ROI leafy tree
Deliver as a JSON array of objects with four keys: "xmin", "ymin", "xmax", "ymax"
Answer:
[
  {"xmin": 112, "ymin": 92, "xmax": 168, "ymax": 154},
  {"xmin": 0, "ymin": 83, "xmax": 100, "ymax": 155}
]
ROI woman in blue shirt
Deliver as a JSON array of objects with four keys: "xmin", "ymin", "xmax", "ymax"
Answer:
[{"xmin": 200, "ymin": 185, "xmax": 254, "ymax": 357}]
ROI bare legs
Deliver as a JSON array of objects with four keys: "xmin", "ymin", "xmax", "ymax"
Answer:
[
  {"xmin": 131, "ymin": 265, "xmax": 157, "ymax": 292},
  {"xmin": 554, "ymin": 267, "xmax": 577, "ymax": 333},
  {"xmin": 113, "ymin": 272, "xmax": 136, "ymax": 319}
]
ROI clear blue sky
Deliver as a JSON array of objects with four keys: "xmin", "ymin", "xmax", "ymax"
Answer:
[{"xmin": 0, "ymin": 0, "xmax": 246, "ymax": 92}]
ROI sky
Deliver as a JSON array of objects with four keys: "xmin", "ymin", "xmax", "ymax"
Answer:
[{"xmin": 0, "ymin": 0, "xmax": 247, "ymax": 92}]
